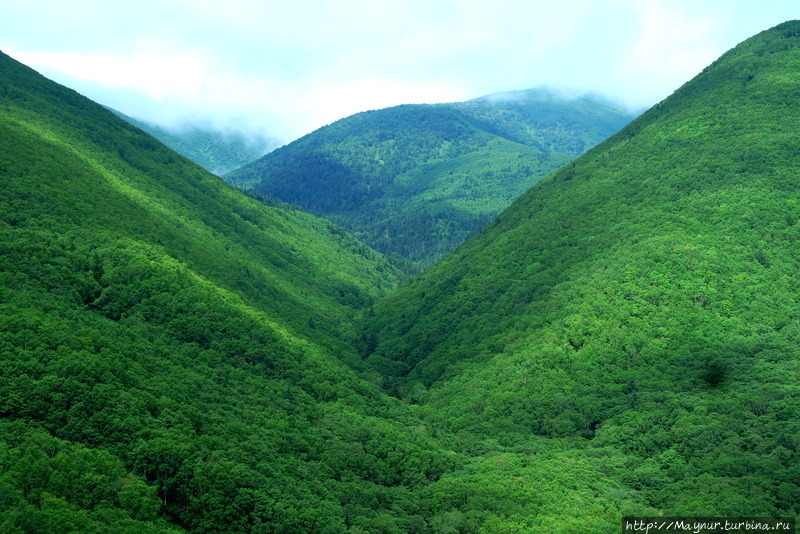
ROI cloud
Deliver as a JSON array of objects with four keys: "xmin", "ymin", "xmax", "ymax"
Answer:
[
  {"xmin": 607, "ymin": 0, "xmax": 725, "ymax": 106},
  {"xmin": 7, "ymin": 47, "xmax": 466, "ymax": 142},
  {"xmin": 12, "ymin": 50, "xmax": 207, "ymax": 100},
  {"xmin": 3, "ymin": 0, "xmax": 798, "ymax": 145},
  {"xmin": 303, "ymin": 78, "xmax": 467, "ymax": 126}
]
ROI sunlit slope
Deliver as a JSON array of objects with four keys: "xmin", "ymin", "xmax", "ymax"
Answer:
[
  {"xmin": 227, "ymin": 95, "xmax": 634, "ymax": 270},
  {"xmin": 363, "ymin": 21, "xmax": 800, "ymax": 515},
  {"xmin": 0, "ymin": 50, "xmax": 401, "ymax": 361},
  {"xmin": 0, "ymin": 50, "xmax": 462, "ymax": 532}
]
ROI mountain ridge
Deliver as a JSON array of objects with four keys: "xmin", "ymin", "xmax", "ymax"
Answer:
[
  {"xmin": 226, "ymin": 90, "xmax": 636, "ymax": 270},
  {"xmin": 0, "ymin": 49, "xmax": 465, "ymax": 532},
  {"xmin": 107, "ymin": 107, "xmax": 277, "ymax": 176}
]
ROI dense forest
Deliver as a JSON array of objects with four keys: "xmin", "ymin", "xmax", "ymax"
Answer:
[
  {"xmin": 0, "ymin": 50, "xmax": 439, "ymax": 532},
  {"xmin": 226, "ymin": 91, "xmax": 635, "ymax": 271},
  {"xmin": 2, "ymin": 20, "xmax": 800, "ymax": 534}
]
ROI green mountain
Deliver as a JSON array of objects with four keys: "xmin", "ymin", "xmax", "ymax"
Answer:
[
  {"xmin": 226, "ymin": 92, "xmax": 636, "ymax": 271},
  {"xmin": 108, "ymin": 108, "xmax": 276, "ymax": 176},
  {"xmin": 361, "ymin": 20, "xmax": 800, "ymax": 523},
  {"xmin": 0, "ymin": 50, "xmax": 457, "ymax": 532}
]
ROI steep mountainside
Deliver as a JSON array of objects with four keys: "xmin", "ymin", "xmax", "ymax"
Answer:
[
  {"xmin": 6, "ymin": 20, "xmax": 800, "ymax": 533},
  {"xmin": 226, "ymin": 92, "xmax": 635, "ymax": 270},
  {"xmin": 362, "ymin": 21, "xmax": 800, "ymax": 520},
  {"xmin": 108, "ymin": 108, "xmax": 276, "ymax": 176},
  {"xmin": 0, "ymin": 50, "xmax": 455, "ymax": 532}
]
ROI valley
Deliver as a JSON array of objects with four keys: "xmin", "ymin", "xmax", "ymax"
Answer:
[{"xmin": 1, "ymin": 20, "xmax": 799, "ymax": 534}]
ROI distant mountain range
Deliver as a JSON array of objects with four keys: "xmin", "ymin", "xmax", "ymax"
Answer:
[
  {"xmin": 226, "ymin": 89, "xmax": 638, "ymax": 270},
  {"xmin": 109, "ymin": 108, "xmax": 277, "ymax": 176}
]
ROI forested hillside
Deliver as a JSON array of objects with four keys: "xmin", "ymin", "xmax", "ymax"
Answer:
[
  {"xmin": 452, "ymin": 87, "xmax": 635, "ymax": 155},
  {"xmin": 226, "ymin": 92, "xmax": 635, "ymax": 271},
  {"xmin": 362, "ymin": 20, "xmax": 800, "ymax": 523},
  {"xmin": 0, "ymin": 50, "xmax": 448, "ymax": 532},
  {"xmin": 108, "ymin": 108, "xmax": 276, "ymax": 176}
]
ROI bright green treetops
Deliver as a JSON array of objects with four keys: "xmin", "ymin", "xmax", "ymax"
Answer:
[{"xmin": 0, "ymin": 49, "xmax": 446, "ymax": 532}]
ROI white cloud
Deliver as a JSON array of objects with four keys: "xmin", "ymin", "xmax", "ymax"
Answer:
[
  {"xmin": 303, "ymin": 78, "xmax": 467, "ymax": 126},
  {"xmin": 12, "ymin": 50, "xmax": 208, "ymax": 100},
  {"xmin": 7, "ymin": 47, "xmax": 467, "ymax": 142},
  {"xmin": 608, "ymin": 0, "xmax": 724, "ymax": 104},
  {"xmin": 3, "ymin": 0, "xmax": 799, "ymax": 144}
]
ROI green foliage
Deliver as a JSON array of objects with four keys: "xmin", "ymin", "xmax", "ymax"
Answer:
[
  {"xmin": 0, "ymin": 422, "xmax": 178, "ymax": 533},
  {"xmin": 0, "ymin": 51, "xmax": 402, "ymax": 362},
  {"xmin": 226, "ymin": 93, "xmax": 634, "ymax": 271},
  {"xmin": 453, "ymin": 87, "xmax": 637, "ymax": 156},
  {"xmin": 5, "ymin": 20, "xmax": 800, "ymax": 533},
  {"xmin": 423, "ymin": 448, "xmax": 655, "ymax": 534}
]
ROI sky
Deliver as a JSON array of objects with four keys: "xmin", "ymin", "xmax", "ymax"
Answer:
[{"xmin": 1, "ymin": 0, "xmax": 797, "ymax": 146}]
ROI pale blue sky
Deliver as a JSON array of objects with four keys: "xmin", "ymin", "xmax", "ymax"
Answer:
[{"xmin": 2, "ymin": 0, "xmax": 797, "ymax": 144}]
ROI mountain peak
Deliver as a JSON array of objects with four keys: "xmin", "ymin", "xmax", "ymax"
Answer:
[{"xmin": 226, "ymin": 89, "xmax": 636, "ymax": 271}]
